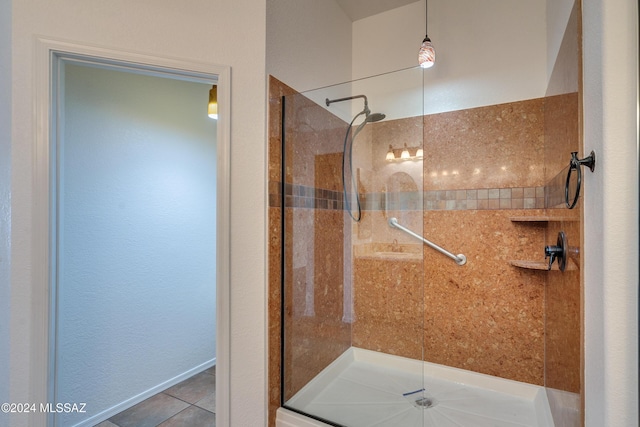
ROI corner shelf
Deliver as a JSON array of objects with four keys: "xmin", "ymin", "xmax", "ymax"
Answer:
[
  {"xmin": 508, "ymin": 215, "xmax": 579, "ymax": 271},
  {"xmin": 509, "ymin": 260, "xmax": 549, "ymax": 270},
  {"xmin": 509, "ymin": 216, "xmax": 578, "ymax": 223},
  {"xmin": 509, "ymin": 259, "xmax": 577, "ymax": 271}
]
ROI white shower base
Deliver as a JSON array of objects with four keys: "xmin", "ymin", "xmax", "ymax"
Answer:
[{"xmin": 277, "ymin": 347, "xmax": 554, "ymax": 427}]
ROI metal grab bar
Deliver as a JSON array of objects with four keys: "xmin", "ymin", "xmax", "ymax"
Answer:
[{"xmin": 388, "ymin": 217, "xmax": 467, "ymax": 266}]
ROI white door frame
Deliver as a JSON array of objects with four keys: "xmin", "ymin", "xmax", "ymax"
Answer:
[{"xmin": 32, "ymin": 37, "xmax": 231, "ymax": 427}]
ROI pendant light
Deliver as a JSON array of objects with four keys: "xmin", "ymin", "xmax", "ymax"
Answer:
[
  {"xmin": 208, "ymin": 85, "xmax": 218, "ymax": 120},
  {"xmin": 418, "ymin": 0, "xmax": 435, "ymax": 68}
]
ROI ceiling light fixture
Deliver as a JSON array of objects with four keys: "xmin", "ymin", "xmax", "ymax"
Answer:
[
  {"xmin": 208, "ymin": 85, "xmax": 218, "ymax": 120},
  {"xmin": 418, "ymin": 0, "xmax": 435, "ymax": 68}
]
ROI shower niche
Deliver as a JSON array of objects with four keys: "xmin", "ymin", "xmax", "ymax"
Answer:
[{"xmin": 274, "ymin": 59, "xmax": 581, "ymax": 425}]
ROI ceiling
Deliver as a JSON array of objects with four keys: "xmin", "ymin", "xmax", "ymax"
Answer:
[{"xmin": 335, "ymin": 0, "xmax": 420, "ymax": 22}]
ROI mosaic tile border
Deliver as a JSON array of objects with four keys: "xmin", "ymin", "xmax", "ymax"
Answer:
[
  {"xmin": 545, "ymin": 165, "xmax": 573, "ymax": 208},
  {"xmin": 269, "ymin": 181, "xmax": 546, "ymax": 211},
  {"xmin": 423, "ymin": 187, "xmax": 545, "ymax": 210},
  {"xmin": 269, "ymin": 181, "xmax": 343, "ymax": 210}
]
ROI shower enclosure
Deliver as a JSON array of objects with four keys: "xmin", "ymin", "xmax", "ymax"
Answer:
[
  {"xmin": 281, "ymin": 67, "xmax": 429, "ymax": 426},
  {"xmin": 276, "ymin": 63, "xmax": 571, "ymax": 427}
]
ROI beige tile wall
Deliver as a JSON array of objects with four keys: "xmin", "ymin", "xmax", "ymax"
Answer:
[{"xmin": 544, "ymin": 92, "xmax": 581, "ymax": 395}]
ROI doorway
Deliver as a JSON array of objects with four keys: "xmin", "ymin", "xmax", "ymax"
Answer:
[{"xmin": 43, "ymin": 45, "xmax": 230, "ymax": 427}]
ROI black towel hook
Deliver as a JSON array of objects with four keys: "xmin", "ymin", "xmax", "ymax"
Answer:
[{"xmin": 565, "ymin": 151, "xmax": 596, "ymax": 209}]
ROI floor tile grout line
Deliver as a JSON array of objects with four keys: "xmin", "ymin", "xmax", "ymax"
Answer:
[
  {"xmin": 155, "ymin": 405, "xmax": 194, "ymax": 427},
  {"xmin": 161, "ymin": 391, "xmax": 195, "ymax": 406},
  {"xmin": 102, "ymin": 368, "xmax": 216, "ymax": 427},
  {"xmin": 193, "ymin": 404, "xmax": 216, "ymax": 415},
  {"xmin": 160, "ymin": 391, "xmax": 217, "ymax": 414},
  {"xmin": 158, "ymin": 380, "xmax": 218, "ymax": 422},
  {"xmin": 155, "ymin": 404, "xmax": 217, "ymax": 427}
]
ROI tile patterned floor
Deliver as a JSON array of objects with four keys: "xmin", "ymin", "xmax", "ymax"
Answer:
[{"xmin": 95, "ymin": 366, "xmax": 216, "ymax": 427}]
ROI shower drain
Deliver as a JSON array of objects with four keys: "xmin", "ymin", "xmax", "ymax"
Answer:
[
  {"xmin": 403, "ymin": 388, "xmax": 437, "ymax": 409},
  {"xmin": 414, "ymin": 397, "xmax": 436, "ymax": 409}
]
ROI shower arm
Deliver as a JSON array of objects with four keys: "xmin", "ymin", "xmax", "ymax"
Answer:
[
  {"xmin": 326, "ymin": 95, "xmax": 370, "ymax": 115},
  {"xmin": 388, "ymin": 217, "xmax": 467, "ymax": 266}
]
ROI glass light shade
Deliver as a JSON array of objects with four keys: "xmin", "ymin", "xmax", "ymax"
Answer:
[
  {"xmin": 386, "ymin": 145, "xmax": 395, "ymax": 161},
  {"xmin": 418, "ymin": 37, "xmax": 436, "ymax": 69},
  {"xmin": 208, "ymin": 86, "xmax": 218, "ymax": 119},
  {"xmin": 401, "ymin": 144, "xmax": 410, "ymax": 159},
  {"xmin": 416, "ymin": 148, "xmax": 424, "ymax": 158}
]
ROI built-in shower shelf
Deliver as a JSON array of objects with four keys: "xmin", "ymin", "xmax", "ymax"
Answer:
[
  {"xmin": 509, "ymin": 216, "xmax": 578, "ymax": 223},
  {"xmin": 509, "ymin": 259, "xmax": 577, "ymax": 271}
]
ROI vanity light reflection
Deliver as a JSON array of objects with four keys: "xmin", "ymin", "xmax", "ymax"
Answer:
[{"xmin": 386, "ymin": 144, "xmax": 424, "ymax": 162}]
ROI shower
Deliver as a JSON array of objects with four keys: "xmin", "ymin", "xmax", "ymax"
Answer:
[
  {"xmin": 276, "ymin": 63, "xmax": 569, "ymax": 426},
  {"xmin": 326, "ymin": 95, "xmax": 385, "ymax": 221}
]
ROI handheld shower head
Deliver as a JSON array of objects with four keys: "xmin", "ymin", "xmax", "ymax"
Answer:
[{"xmin": 326, "ymin": 93, "xmax": 386, "ymax": 222}]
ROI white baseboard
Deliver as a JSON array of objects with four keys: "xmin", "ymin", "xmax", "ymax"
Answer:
[{"xmin": 71, "ymin": 358, "xmax": 216, "ymax": 427}]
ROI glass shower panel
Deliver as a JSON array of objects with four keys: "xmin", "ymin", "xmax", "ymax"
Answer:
[{"xmin": 281, "ymin": 67, "xmax": 426, "ymax": 427}]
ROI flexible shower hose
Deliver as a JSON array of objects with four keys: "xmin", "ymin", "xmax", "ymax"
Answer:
[{"xmin": 342, "ymin": 111, "xmax": 366, "ymax": 222}]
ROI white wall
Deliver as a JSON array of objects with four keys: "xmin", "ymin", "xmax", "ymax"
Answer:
[
  {"xmin": 0, "ymin": 0, "xmax": 12, "ymax": 425},
  {"xmin": 351, "ymin": 1, "xmax": 423, "ymax": 79},
  {"xmin": 269, "ymin": 0, "xmax": 548, "ymax": 119},
  {"xmin": 583, "ymin": 0, "xmax": 639, "ymax": 425},
  {"xmin": 547, "ymin": 0, "xmax": 577, "ymax": 82},
  {"xmin": 274, "ymin": 0, "xmax": 548, "ymax": 123},
  {"xmin": 8, "ymin": 0, "xmax": 267, "ymax": 426},
  {"xmin": 56, "ymin": 63, "xmax": 216, "ymax": 426},
  {"xmin": 545, "ymin": 0, "xmax": 579, "ymax": 97},
  {"xmin": 352, "ymin": 0, "xmax": 548, "ymax": 115},
  {"xmin": 266, "ymin": 0, "xmax": 353, "ymax": 92}
]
